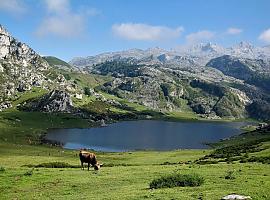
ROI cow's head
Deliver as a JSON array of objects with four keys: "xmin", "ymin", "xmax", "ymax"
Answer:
[{"xmin": 94, "ymin": 163, "xmax": 103, "ymax": 170}]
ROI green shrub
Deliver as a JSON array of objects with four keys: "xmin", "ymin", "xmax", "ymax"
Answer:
[
  {"xmin": 195, "ymin": 160, "xmax": 218, "ymax": 165},
  {"xmin": 247, "ymin": 156, "xmax": 270, "ymax": 164},
  {"xmin": 0, "ymin": 166, "xmax": 5, "ymax": 172},
  {"xmin": 149, "ymin": 173, "xmax": 204, "ymax": 189},
  {"xmin": 224, "ymin": 170, "xmax": 235, "ymax": 180},
  {"xmin": 24, "ymin": 168, "xmax": 34, "ymax": 176},
  {"xmin": 84, "ymin": 87, "xmax": 92, "ymax": 96},
  {"xmin": 63, "ymin": 73, "xmax": 71, "ymax": 80},
  {"xmin": 102, "ymin": 163, "xmax": 132, "ymax": 167},
  {"xmin": 24, "ymin": 162, "xmax": 80, "ymax": 168}
]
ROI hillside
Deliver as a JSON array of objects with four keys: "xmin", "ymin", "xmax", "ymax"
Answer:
[
  {"xmin": 1, "ymin": 24, "xmax": 270, "ymax": 120},
  {"xmin": 68, "ymin": 41, "xmax": 270, "ymax": 120},
  {"xmin": 43, "ymin": 56, "xmax": 78, "ymax": 72},
  {"xmin": 0, "ymin": 25, "xmax": 162, "ymax": 123}
]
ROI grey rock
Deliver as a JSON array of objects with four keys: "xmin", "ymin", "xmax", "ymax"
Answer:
[
  {"xmin": 23, "ymin": 90, "xmax": 74, "ymax": 113},
  {"xmin": 221, "ymin": 194, "xmax": 251, "ymax": 200}
]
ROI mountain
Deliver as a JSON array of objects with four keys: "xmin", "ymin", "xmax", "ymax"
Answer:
[
  {"xmin": 70, "ymin": 41, "xmax": 270, "ymax": 120},
  {"xmin": 0, "ymin": 25, "xmax": 82, "ymax": 113},
  {"xmin": 70, "ymin": 42, "xmax": 270, "ymax": 69},
  {"xmin": 207, "ymin": 55, "xmax": 270, "ymax": 93},
  {"xmin": 0, "ymin": 25, "xmax": 154, "ymax": 122},
  {"xmin": 206, "ymin": 55, "xmax": 270, "ymax": 80},
  {"xmin": 1, "ymin": 24, "xmax": 270, "ymax": 120}
]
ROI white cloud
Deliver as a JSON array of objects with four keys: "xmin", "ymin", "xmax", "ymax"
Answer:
[
  {"xmin": 36, "ymin": 0, "xmax": 98, "ymax": 38},
  {"xmin": 227, "ymin": 27, "xmax": 243, "ymax": 35},
  {"xmin": 36, "ymin": 14, "xmax": 84, "ymax": 38},
  {"xmin": 0, "ymin": 0, "xmax": 26, "ymax": 15},
  {"xmin": 112, "ymin": 23, "xmax": 184, "ymax": 41},
  {"xmin": 45, "ymin": 0, "xmax": 69, "ymax": 13},
  {"xmin": 259, "ymin": 28, "xmax": 270, "ymax": 43},
  {"xmin": 186, "ymin": 30, "xmax": 215, "ymax": 43}
]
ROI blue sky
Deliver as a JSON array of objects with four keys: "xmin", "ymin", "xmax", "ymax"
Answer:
[{"xmin": 1, "ymin": 0, "xmax": 270, "ymax": 61}]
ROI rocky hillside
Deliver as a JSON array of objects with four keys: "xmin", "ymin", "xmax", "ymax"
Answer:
[
  {"xmin": 0, "ymin": 25, "xmax": 50, "ymax": 100},
  {"xmin": 21, "ymin": 90, "xmax": 75, "ymax": 113},
  {"xmin": 1, "ymin": 24, "xmax": 270, "ymax": 121},
  {"xmin": 0, "ymin": 25, "xmax": 153, "ymax": 122},
  {"xmin": 90, "ymin": 60, "xmax": 250, "ymax": 119},
  {"xmin": 0, "ymin": 25, "xmax": 82, "ymax": 112},
  {"xmin": 70, "ymin": 43, "xmax": 270, "ymax": 120},
  {"xmin": 207, "ymin": 55, "xmax": 270, "ymax": 92}
]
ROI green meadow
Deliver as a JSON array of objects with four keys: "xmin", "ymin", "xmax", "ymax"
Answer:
[{"xmin": 0, "ymin": 107, "xmax": 269, "ymax": 199}]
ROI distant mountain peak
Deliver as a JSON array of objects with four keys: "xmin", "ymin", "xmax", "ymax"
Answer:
[
  {"xmin": 0, "ymin": 25, "xmax": 9, "ymax": 36},
  {"xmin": 70, "ymin": 41, "xmax": 270, "ymax": 68},
  {"xmin": 237, "ymin": 41, "xmax": 253, "ymax": 48}
]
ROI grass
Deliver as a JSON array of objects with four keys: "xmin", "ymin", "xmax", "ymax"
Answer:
[
  {"xmin": 0, "ymin": 147, "xmax": 269, "ymax": 199},
  {"xmin": 43, "ymin": 56, "xmax": 71, "ymax": 68},
  {"xmin": 165, "ymin": 111, "xmax": 200, "ymax": 121}
]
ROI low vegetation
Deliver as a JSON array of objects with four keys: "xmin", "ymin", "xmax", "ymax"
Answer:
[
  {"xmin": 24, "ymin": 162, "xmax": 80, "ymax": 168},
  {"xmin": 0, "ymin": 166, "xmax": 5, "ymax": 172},
  {"xmin": 149, "ymin": 173, "xmax": 204, "ymax": 189},
  {"xmin": 224, "ymin": 170, "xmax": 236, "ymax": 180},
  {"xmin": 197, "ymin": 125, "xmax": 270, "ymax": 165}
]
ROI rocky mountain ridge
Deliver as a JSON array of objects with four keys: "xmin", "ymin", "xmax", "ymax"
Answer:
[
  {"xmin": 1, "ymin": 24, "xmax": 270, "ymax": 120},
  {"xmin": 70, "ymin": 42, "xmax": 270, "ymax": 68},
  {"xmin": 0, "ymin": 25, "xmax": 81, "ymax": 112},
  {"xmin": 0, "ymin": 25, "xmax": 51, "ymax": 106}
]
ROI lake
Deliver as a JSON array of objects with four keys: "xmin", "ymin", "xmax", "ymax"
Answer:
[{"xmin": 46, "ymin": 120, "xmax": 251, "ymax": 152}]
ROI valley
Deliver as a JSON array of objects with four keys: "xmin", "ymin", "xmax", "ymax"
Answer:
[{"xmin": 0, "ymin": 22, "xmax": 270, "ymax": 200}]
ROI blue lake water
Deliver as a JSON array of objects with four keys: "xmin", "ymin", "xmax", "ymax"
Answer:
[{"xmin": 46, "ymin": 120, "xmax": 250, "ymax": 152}]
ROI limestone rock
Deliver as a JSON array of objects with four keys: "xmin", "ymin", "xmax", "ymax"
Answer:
[
  {"xmin": 23, "ymin": 90, "xmax": 74, "ymax": 113},
  {"xmin": 221, "ymin": 194, "xmax": 251, "ymax": 200}
]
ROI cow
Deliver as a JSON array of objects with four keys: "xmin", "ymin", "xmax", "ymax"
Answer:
[{"xmin": 79, "ymin": 150, "xmax": 103, "ymax": 170}]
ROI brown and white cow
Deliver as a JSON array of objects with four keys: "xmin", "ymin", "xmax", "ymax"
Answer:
[{"xmin": 79, "ymin": 150, "xmax": 102, "ymax": 170}]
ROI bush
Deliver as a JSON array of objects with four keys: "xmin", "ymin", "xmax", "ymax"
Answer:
[
  {"xmin": 84, "ymin": 87, "xmax": 92, "ymax": 96},
  {"xmin": 247, "ymin": 156, "xmax": 270, "ymax": 164},
  {"xmin": 195, "ymin": 160, "xmax": 218, "ymax": 165},
  {"xmin": 149, "ymin": 173, "xmax": 204, "ymax": 189},
  {"xmin": 0, "ymin": 166, "xmax": 5, "ymax": 172},
  {"xmin": 224, "ymin": 170, "xmax": 235, "ymax": 180},
  {"xmin": 24, "ymin": 162, "xmax": 80, "ymax": 168},
  {"xmin": 24, "ymin": 168, "xmax": 34, "ymax": 176}
]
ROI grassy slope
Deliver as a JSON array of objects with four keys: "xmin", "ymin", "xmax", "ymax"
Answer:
[{"xmin": 43, "ymin": 56, "xmax": 71, "ymax": 67}]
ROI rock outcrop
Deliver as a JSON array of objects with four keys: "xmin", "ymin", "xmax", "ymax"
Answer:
[
  {"xmin": 0, "ymin": 25, "xmax": 50, "ymax": 103},
  {"xmin": 0, "ymin": 25, "xmax": 49, "ymax": 69},
  {"xmin": 22, "ymin": 90, "xmax": 74, "ymax": 113}
]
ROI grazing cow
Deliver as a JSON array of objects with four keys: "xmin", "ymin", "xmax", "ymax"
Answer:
[{"xmin": 79, "ymin": 150, "xmax": 102, "ymax": 170}]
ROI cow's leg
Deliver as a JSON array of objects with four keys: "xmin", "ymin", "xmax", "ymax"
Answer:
[
  {"xmin": 88, "ymin": 162, "xmax": 90, "ymax": 171},
  {"xmin": 81, "ymin": 161, "xmax": 84, "ymax": 170}
]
